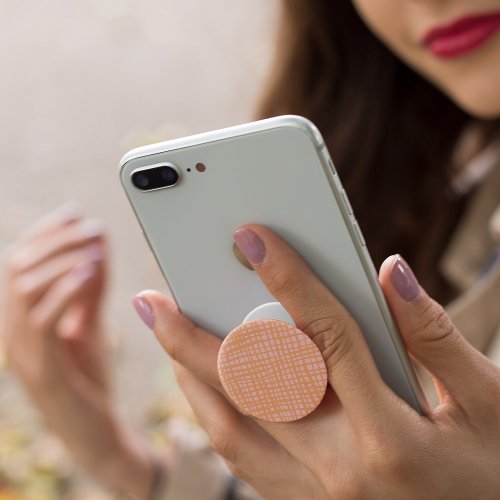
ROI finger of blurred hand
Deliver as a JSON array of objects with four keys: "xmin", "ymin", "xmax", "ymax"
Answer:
[
  {"xmin": 6, "ymin": 218, "xmax": 104, "ymax": 276},
  {"xmin": 11, "ymin": 243, "xmax": 104, "ymax": 308},
  {"xmin": 173, "ymin": 362, "xmax": 330, "ymax": 500},
  {"xmin": 67, "ymin": 237, "xmax": 108, "ymax": 327},
  {"xmin": 232, "ymin": 224, "xmax": 392, "ymax": 423},
  {"xmin": 5, "ymin": 261, "xmax": 98, "ymax": 387},
  {"xmin": 18, "ymin": 202, "xmax": 82, "ymax": 242},
  {"xmin": 379, "ymin": 255, "xmax": 500, "ymax": 415},
  {"xmin": 29, "ymin": 261, "xmax": 97, "ymax": 346}
]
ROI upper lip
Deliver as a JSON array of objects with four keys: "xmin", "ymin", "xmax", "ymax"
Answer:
[{"xmin": 422, "ymin": 10, "xmax": 500, "ymax": 45}]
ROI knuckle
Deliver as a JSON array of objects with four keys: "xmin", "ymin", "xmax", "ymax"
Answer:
[
  {"xmin": 490, "ymin": 385, "xmax": 500, "ymax": 421},
  {"xmin": 305, "ymin": 315, "xmax": 352, "ymax": 364},
  {"xmin": 490, "ymin": 369, "xmax": 500, "ymax": 404},
  {"xmin": 172, "ymin": 364, "xmax": 191, "ymax": 388},
  {"xmin": 5, "ymin": 251, "xmax": 27, "ymax": 276},
  {"xmin": 431, "ymin": 309, "xmax": 456, "ymax": 343},
  {"xmin": 209, "ymin": 426, "xmax": 239, "ymax": 463},
  {"xmin": 28, "ymin": 310, "xmax": 49, "ymax": 335},
  {"xmin": 225, "ymin": 461, "xmax": 293, "ymax": 498},
  {"xmin": 412, "ymin": 302, "xmax": 457, "ymax": 346},
  {"xmin": 326, "ymin": 470, "xmax": 366, "ymax": 500},
  {"xmin": 225, "ymin": 461, "xmax": 244, "ymax": 480},
  {"xmin": 158, "ymin": 330, "xmax": 183, "ymax": 362},
  {"xmin": 266, "ymin": 265, "xmax": 297, "ymax": 298},
  {"xmin": 363, "ymin": 436, "xmax": 411, "ymax": 482},
  {"xmin": 154, "ymin": 307, "xmax": 195, "ymax": 363},
  {"xmin": 470, "ymin": 365, "xmax": 500, "ymax": 422},
  {"xmin": 13, "ymin": 278, "xmax": 38, "ymax": 303},
  {"xmin": 13, "ymin": 357, "xmax": 49, "ymax": 392}
]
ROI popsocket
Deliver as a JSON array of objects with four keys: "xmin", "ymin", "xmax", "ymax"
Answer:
[{"xmin": 217, "ymin": 303, "xmax": 327, "ymax": 423}]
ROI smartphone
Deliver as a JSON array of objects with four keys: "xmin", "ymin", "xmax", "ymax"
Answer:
[{"xmin": 120, "ymin": 115, "xmax": 427, "ymax": 414}]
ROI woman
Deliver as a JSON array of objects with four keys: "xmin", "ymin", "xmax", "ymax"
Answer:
[
  {"xmin": 3, "ymin": 0, "xmax": 500, "ymax": 498},
  {"xmin": 138, "ymin": 0, "xmax": 500, "ymax": 497}
]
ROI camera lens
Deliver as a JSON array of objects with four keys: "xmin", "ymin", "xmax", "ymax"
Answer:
[
  {"xmin": 160, "ymin": 166, "xmax": 178, "ymax": 184},
  {"xmin": 134, "ymin": 173, "xmax": 150, "ymax": 188},
  {"xmin": 132, "ymin": 164, "xmax": 180, "ymax": 191}
]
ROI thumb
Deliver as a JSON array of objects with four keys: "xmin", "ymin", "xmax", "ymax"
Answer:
[{"xmin": 379, "ymin": 254, "xmax": 492, "ymax": 408}]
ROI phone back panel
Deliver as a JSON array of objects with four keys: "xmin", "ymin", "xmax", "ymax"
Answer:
[{"xmin": 120, "ymin": 116, "xmax": 425, "ymax": 412}]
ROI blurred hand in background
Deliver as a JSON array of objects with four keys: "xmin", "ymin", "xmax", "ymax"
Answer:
[{"xmin": 0, "ymin": 205, "xmax": 159, "ymax": 499}]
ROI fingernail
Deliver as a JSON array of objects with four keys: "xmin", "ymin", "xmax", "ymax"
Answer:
[
  {"xmin": 85, "ymin": 243, "xmax": 104, "ymax": 261},
  {"xmin": 132, "ymin": 296, "xmax": 155, "ymax": 330},
  {"xmin": 233, "ymin": 228, "xmax": 266, "ymax": 265},
  {"xmin": 391, "ymin": 255, "xmax": 420, "ymax": 302},
  {"xmin": 81, "ymin": 219, "xmax": 104, "ymax": 239},
  {"xmin": 72, "ymin": 262, "xmax": 95, "ymax": 284},
  {"xmin": 56, "ymin": 201, "xmax": 82, "ymax": 224}
]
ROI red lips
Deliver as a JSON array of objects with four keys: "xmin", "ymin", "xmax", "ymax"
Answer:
[{"xmin": 422, "ymin": 11, "xmax": 500, "ymax": 58}]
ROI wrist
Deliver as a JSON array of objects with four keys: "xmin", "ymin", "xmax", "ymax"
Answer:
[
  {"xmin": 105, "ymin": 422, "xmax": 160, "ymax": 500},
  {"xmin": 147, "ymin": 453, "xmax": 171, "ymax": 500}
]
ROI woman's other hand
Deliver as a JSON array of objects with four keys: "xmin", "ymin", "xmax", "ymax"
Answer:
[
  {"xmin": 1, "ymin": 205, "xmax": 156, "ymax": 500},
  {"xmin": 135, "ymin": 224, "xmax": 500, "ymax": 500}
]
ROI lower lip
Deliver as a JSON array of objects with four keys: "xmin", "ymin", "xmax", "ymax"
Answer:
[{"xmin": 425, "ymin": 18, "xmax": 500, "ymax": 59}]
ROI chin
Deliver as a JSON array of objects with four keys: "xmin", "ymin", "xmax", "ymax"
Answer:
[
  {"xmin": 418, "ymin": 44, "xmax": 500, "ymax": 120},
  {"xmin": 450, "ymin": 90, "xmax": 500, "ymax": 120},
  {"xmin": 439, "ymin": 57, "xmax": 500, "ymax": 120}
]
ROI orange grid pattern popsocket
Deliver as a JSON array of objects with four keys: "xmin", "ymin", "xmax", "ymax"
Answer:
[{"xmin": 217, "ymin": 317, "xmax": 328, "ymax": 423}]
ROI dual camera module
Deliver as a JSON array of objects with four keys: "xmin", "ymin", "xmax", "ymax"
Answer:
[{"xmin": 132, "ymin": 164, "xmax": 180, "ymax": 191}]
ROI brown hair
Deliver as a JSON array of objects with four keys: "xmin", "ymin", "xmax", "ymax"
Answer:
[{"xmin": 258, "ymin": 0, "xmax": 500, "ymax": 302}]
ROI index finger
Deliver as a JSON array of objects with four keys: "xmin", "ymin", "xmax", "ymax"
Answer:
[
  {"xmin": 19, "ymin": 202, "xmax": 82, "ymax": 243},
  {"xmin": 233, "ymin": 224, "xmax": 394, "ymax": 424}
]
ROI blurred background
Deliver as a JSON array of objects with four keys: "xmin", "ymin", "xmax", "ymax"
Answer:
[{"xmin": 0, "ymin": 1, "xmax": 278, "ymax": 497}]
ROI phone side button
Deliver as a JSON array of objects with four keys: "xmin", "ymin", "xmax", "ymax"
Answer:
[
  {"xmin": 334, "ymin": 176, "xmax": 343, "ymax": 192},
  {"xmin": 352, "ymin": 220, "xmax": 366, "ymax": 246},
  {"xmin": 340, "ymin": 189, "xmax": 354, "ymax": 215},
  {"xmin": 328, "ymin": 158, "xmax": 336, "ymax": 175},
  {"xmin": 324, "ymin": 155, "xmax": 343, "ymax": 191},
  {"xmin": 330, "ymin": 168, "xmax": 343, "ymax": 191}
]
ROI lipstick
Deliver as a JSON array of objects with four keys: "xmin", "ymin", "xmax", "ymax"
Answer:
[{"xmin": 422, "ymin": 11, "xmax": 500, "ymax": 59}]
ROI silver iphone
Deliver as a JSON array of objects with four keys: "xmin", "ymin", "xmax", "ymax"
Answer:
[{"xmin": 120, "ymin": 115, "xmax": 427, "ymax": 414}]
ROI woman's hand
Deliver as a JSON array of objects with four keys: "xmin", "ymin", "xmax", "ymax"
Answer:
[
  {"xmin": 1, "ymin": 206, "xmax": 156, "ymax": 500},
  {"xmin": 134, "ymin": 224, "xmax": 500, "ymax": 500}
]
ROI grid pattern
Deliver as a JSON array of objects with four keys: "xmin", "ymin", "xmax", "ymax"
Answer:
[{"xmin": 218, "ymin": 319, "xmax": 327, "ymax": 422}]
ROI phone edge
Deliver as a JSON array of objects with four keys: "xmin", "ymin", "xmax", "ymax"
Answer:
[
  {"xmin": 119, "ymin": 115, "xmax": 324, "ymax": 170},
  {"xmin": 316, "ymin": 146, "xmax": 429, "ymax": 415}
]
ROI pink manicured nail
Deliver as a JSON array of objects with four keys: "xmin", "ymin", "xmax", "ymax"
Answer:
[
  {"xmin": 233, "ymin": 228, "xmax": 266, "ymax": 265},
  {"xmin": 72, "ymin": 262, "xmax": 95, "ymax": 284},
  {"xmin": 56, "ymin": 201, "xmax": 82, "ymax": 224},
  {"xmin": 81, "ymin": 219, "xmax": 104, "ymax": 239},
  {"xmin": 85, "ymin": 243, "xmax": 104, "ymax": 261},
  {"xmin": 391, "ymin": 255, "xmax": 420, "ymax": 302},
  {"xmin": 132, "ymin": 296, "xmax": 155, "ymax": 330}
]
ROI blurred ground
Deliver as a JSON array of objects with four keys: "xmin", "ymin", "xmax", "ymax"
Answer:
[{"xmin": 0, "ymin": 1, "xmax": 278, "ymax": 497}]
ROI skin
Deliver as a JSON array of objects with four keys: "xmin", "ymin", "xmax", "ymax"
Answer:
[
  {"xmin": 351, "ymin": 0, "xmax": 500, "ymax": 118},
  {"xmin": 140, "ymin": 224, "xmax": 500, "ymax": 499},
  {"xmin": 0, "ymin": 207, "xmax": 162, "ymax": 500}
]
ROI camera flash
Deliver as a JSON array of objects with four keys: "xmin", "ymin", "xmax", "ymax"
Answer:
[{"xmin": 195, "ymin": 162, "xmax": 206, "ymax": 172}]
